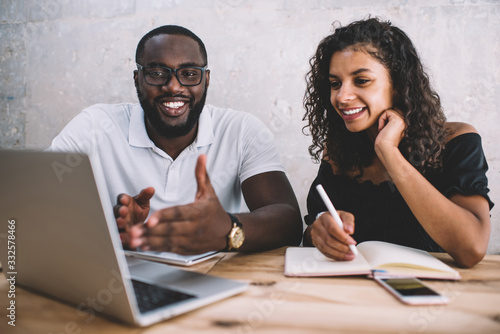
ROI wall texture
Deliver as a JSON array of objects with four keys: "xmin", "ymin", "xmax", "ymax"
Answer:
[{"xmin": 1, "ymin": 0, "xmax": 499, "ymax": 254}]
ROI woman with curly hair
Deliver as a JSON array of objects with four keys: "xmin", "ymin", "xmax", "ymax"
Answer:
[{"xmin": 302, "ymin": 17, "xmax": 493, "ymax": 268}]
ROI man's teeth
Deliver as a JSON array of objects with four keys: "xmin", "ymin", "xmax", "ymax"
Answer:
[
  {"xmin": 342, "ymin": 107, "xmax": 363, "ymax": 115},
  {"xmin": 162, "ymin": 101, "xmax": 185, "ymax": 108}
]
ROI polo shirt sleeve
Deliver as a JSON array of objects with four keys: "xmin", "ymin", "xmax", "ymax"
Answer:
[
  {"xmin": 239, "ymin": 114, "xmax": 284, "ymax": 183},
  {"xmin": 47, "ymin": 109, "xmax": 94, "ymax": 155}
]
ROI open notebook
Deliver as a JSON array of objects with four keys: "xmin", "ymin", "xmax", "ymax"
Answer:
[{"xmin": 285, "ymin": 241, "xmax": 460, "ymax": 280}]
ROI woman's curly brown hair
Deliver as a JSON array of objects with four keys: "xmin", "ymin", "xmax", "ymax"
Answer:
[{"xmin": 303, "ymin": 17, "xmax": 447, "ymax": 176}]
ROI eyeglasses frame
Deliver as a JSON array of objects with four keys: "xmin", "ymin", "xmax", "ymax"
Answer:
[{"xmin": 136, "ymin": 63, "xmax": 209, "ymax": 87}]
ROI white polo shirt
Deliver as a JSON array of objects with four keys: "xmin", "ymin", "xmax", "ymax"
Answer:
[{"xmin": 48, "ymin": 103, "xmax": 284, "ymax": 213}]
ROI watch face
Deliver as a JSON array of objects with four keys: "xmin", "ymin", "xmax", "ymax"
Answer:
[{"xmin": 230, "ymin": 227, "xmax": 245, "ymax": 249}]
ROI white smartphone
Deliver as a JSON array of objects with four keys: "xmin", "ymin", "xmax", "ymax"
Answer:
[{"xmin": 374, "ymin": 276, "xmax": 449, "ymax": 305}]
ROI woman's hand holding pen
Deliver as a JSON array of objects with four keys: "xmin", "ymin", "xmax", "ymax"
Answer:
[{"xmin": 310, "ymin": 210, "xmax": 357, "ymax": 261}]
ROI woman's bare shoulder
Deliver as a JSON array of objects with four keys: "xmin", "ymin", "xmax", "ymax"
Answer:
[{"xmin": 445, "ymin": 122, "xmax": 478, "ymax": 143}]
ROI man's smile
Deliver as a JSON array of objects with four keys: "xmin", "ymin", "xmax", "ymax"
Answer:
[{"xmin": 157, "ymin": 98, "xmax": 191, "ymax": 117}]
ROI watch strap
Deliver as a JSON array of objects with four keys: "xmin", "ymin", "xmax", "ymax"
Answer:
[{"xmin": 227, "ymin": 212, "xmax": 242, "ymax": 228}]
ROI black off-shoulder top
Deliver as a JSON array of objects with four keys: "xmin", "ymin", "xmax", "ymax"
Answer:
[{"xmin": 304, "ymin": 133, "xmax": 494, "ymax": 252}]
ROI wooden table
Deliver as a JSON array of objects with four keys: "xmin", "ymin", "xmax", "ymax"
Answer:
[{"xmin": 1, "ymin": 247, "xmax": 499, "ymax": 334}]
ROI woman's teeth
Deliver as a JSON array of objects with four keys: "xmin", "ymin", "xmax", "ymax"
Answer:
[
  {"xmin": 162, "ymin": 101, "xmax": 185, "ymax": 108},
  {"xmin": 342, "ymin": 107, "xmax": 363, "ymax": 115}
]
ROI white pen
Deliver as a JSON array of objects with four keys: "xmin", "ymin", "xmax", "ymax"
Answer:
[{"xmin": 316, "ymin": 184, "xmax": 358, "ymax": 256}]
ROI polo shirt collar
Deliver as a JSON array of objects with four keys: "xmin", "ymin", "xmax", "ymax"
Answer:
[
  {"xmin": 129, "ymin": 104, "xmax": 153, "ymax": 148},
  {"xmin": 194, "ymin": 106, "xmax": 214, "ymax": 148},
  {"xmin": 129, "ymin": 104, "xmax": 214, "ymax": 149}
]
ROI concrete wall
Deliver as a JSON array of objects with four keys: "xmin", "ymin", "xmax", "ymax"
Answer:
[{"xmin": 1, "ymin": 0, "xmax": 499, "ymax": 254}]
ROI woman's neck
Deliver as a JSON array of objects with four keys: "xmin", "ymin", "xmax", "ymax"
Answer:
[{"xmin": 366, "ymin": 123, "xmax": 379, "ymax": 143}]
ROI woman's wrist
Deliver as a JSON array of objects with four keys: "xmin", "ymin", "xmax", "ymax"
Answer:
[{"xmin": 375, "ymin": 144, "xmax": 402, "ymax": 167}]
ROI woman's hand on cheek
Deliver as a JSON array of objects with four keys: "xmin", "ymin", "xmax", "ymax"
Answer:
[{"xmin": 374, "ymin": 108, "xmax": 406, "ymax": 155}]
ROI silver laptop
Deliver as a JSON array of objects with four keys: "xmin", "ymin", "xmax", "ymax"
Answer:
[{"xmin": 0, "ymin": 149, "xmax": 247, "ymax": 327}]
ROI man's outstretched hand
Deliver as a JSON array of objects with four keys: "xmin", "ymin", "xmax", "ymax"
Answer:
[
  {"xmin": 114, "ymin": 186, "xmax": 155, "ymax": 248},
  {"xmin": 127, "ymin": 154, "xmax": 232, "ymax": 254}
]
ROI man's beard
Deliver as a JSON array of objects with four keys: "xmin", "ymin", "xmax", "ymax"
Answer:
[{"xmin": 139, "ymin": 88, "xmax": 208, "ymax": 139}]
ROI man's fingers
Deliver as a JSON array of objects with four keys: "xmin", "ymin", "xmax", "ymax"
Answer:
[
  {"xmin": 117, "ymin": 193, "xmax": 131, "ymax": 206},
  {"xmin": 135, "ymin": 187, "xmax": 155, "ymax": 205},
  {"xmin": 141, "ymin": 235, "xmax": 204, "ymax": 254},
  {"xmin": 146, "ymin": 214, "xmax": 201, "ymax": 237},
  {"xmin": 194, "ymin": 154, "xmax": 216, "ymax": 201},
  {"xmin": 127, "ymin": 225, "xmax": 146, "ymax": 248},
  {"xmin": 116, "ymin": 217, "xmax": 127, "ymax": 229},
  {"xmin": 128, "ymin": 229, "xmax": 201, "ymax": 254},
  {"xmin": 147, "ymin": 205, "xmax": 192, "ymax": 227},
  {"xmin": 114, "ymin": 194, "xmax": 129, "ymax": 217},
  {"xmin": 195, "ymin": 154, "xmax": 208, "ymax": 184},
  {"xmin": 114, "ymin": 202, "xmax": 128, "ymax": 222},
  {"xmin": 113, "ymin": 204, "xmax": 121, "ymax": 218}
]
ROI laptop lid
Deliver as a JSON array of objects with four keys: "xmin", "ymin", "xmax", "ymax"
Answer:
[{"xmin": 0, "ymin": 149, "xmax": 247, "ymax": 327}]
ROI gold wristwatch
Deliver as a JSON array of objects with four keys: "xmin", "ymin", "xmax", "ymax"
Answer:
[{"xmin": 227, "ymin": 213, "xmax": 245, "ymax": 250}]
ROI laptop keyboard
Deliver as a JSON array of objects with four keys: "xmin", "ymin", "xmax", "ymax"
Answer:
[{"xmin": 132, "ymin": 279, "xmax": 196, "ymax": 314}]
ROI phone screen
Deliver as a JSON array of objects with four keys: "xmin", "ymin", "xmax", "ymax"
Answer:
[
  {"xmin": 375, "ymin": 276, "xmax": 448, "ymax": 305},
  {"xmin": 381, "ymin": 278, "xmax": 440, "ymax": 296}
]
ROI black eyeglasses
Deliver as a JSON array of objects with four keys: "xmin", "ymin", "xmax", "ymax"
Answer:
[{"xmin": 136, "ymin": 63, "xmax": 208, "ymax": 87}]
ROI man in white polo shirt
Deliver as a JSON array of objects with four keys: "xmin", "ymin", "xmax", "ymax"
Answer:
[{"xmin": 48, "ymin": 25, "xmax": 302, "ymax": 254}]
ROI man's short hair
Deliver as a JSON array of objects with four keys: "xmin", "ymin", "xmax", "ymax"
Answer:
[{"xmin": 135, "ymin": 25, "xmax": 208, "ymax": 65}]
